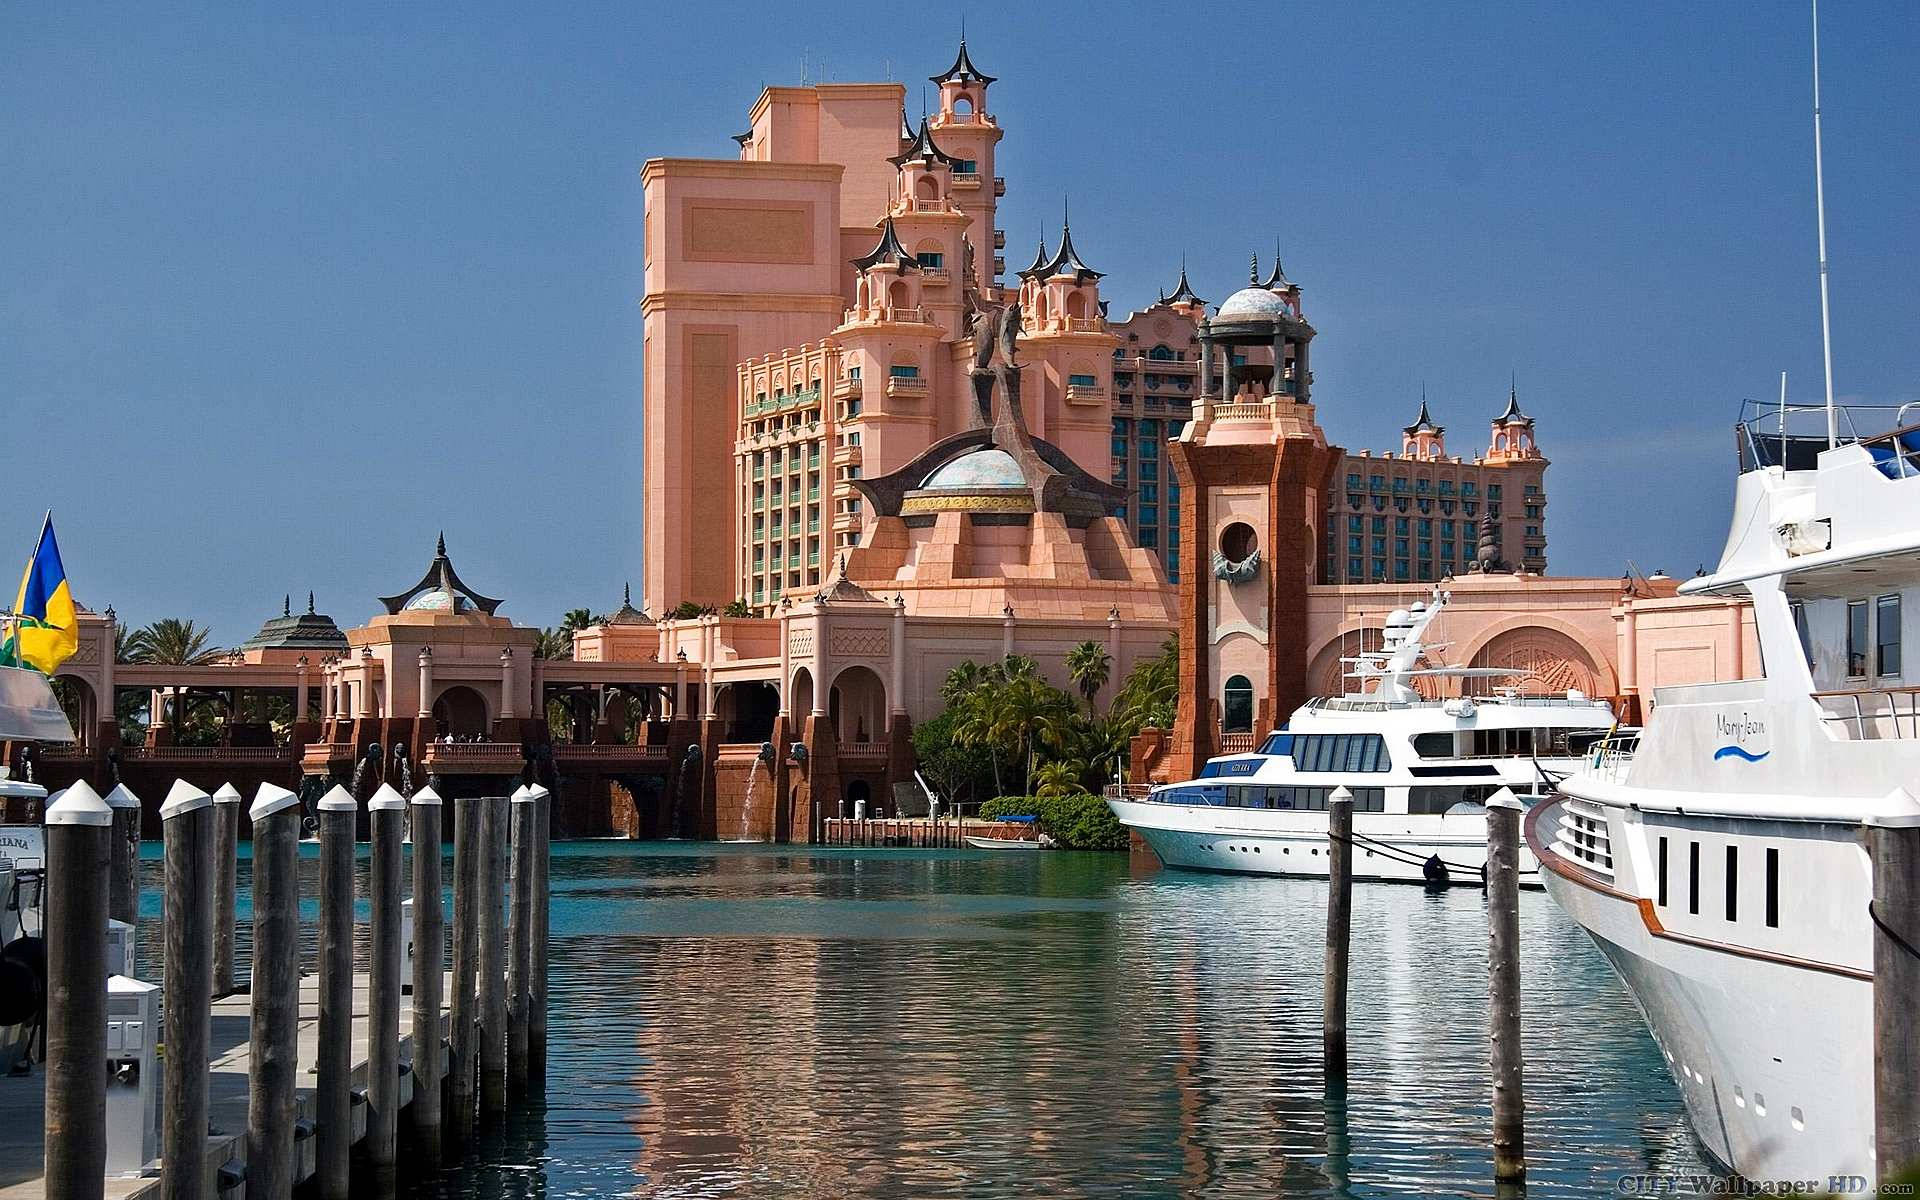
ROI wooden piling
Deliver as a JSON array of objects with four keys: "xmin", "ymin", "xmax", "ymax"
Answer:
[
  {"xmin": 477, "ymin": 793, "xmax": 508, "ymax": 1118},
  {"xmin": 315, "ymin": 784, "xmax": 358, "ymax": 1200},
  {"xmin": 245, "ymin": 783, "xmax": 303, "ymax": 1200},
  {"xmin": 210, "ymin": 782, "xmax": 242, "ymax": 997},
  {"xmin": 103, "ymin": 783, "xmax": 141, "ymax": 930},
  {"xmin": 409, "ymin": 785, "xmax": 446, "ymax": 1168},
  {"xmin": 448, "ymin": 794, "xmax": 480, "ymax": 1150},
  {"xmin": 1868, "ymin": 790, "xmax": 1920, "ymax": 1182},
  {"xmin": 1323, "ymin": 786, "xmax": 1353, "ymax": 1082},
  {"xmin": 1484, "ymin": 787, "xmax": 1526, "ymax": 1184},
  {"xmin": 528, "ymin": 782, "xmax": 550, "ymax": 1083},
  {"xmin": 366, "ymin": 784, "xmax": 407, "ymax": 1182},
  {"xmin": 160, "ymin": 781, "xmax": 215, "ymax": 1200},
  {"xmin": 43, "ymin": 780, "xmax": 113, "ymax": 1200},
  {"xmin": 506, "ymin": 787, "xmax": 534, "ymax": 1099}
]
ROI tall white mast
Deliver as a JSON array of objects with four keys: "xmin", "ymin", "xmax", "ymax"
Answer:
[{"xmin": 1812, "ymin": 0, "xmax": 1838, "ymax": 448}]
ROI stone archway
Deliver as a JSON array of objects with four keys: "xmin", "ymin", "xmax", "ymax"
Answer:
[
  {"xmin": 1468, "ymin": 625, "xmax": 1606, "ymax": 697},
  {"xmin": 50, "ymin": 674, "xmax": 96, "ymax": 746},
  {"xmin": 790, "ymin": 666, "xmax": 815, "ymax": 724},
  {"xmin": 433, "ymin": 684, "xmax": 490, "ymax": 738},
  {"xmin": 829, "ymin": 665, "xmax": 886, "ymax": 744}
]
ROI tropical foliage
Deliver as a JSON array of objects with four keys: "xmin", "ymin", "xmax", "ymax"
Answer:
[
  {"xmin": 531, "ymin": 627, "xmax": 573, "ymax": 660},
  {"xmin": 722, "ymin": 598, "xmax": 752, "ymax": 618},
  {"xmin": 119, "ymin": 618, "xmax": 223, "ymax": 665},
  {"xmin": 665, "ymin": 601, "xmax": 712, "ymax": 621},
  {"xmin": 980, "ymin": 793, "xmax": 1129, "ymax": 851},
  {"xmin": 928, "ymin": 640, "xmax": 1180, "ymax": 803}
]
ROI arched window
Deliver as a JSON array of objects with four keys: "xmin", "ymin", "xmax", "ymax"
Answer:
[
  {"xmin": 1148, "ymin": 344, "xmax": 1176, "ymax": 361},
  {"xmin": 1223, "ymin": 675, "xmax": 1255, "ymax": 733}
]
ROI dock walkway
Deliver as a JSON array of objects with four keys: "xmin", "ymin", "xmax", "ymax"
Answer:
[{"xmin": 0, "ymin": 972, "xmax": 450, "ymax": 1200}]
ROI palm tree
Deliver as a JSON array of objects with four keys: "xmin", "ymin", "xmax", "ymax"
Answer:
[
  {"xmin": 1112, "ymin": 637, "xmax": 1178, "ymax": 734},
  {"xmin": 532, "ymin": 627, "xmax": 573, "ymax": 661},
  {"xmin": 114, "ymin": 623, "xmax": 151, "ymax": 663},
  {"xmin": 1065, "ymin": 641, "xmax": 1111, "ymax": 712},
  {"xmin": 138, "ymin": 618, "xmax": 222, "ymax": 664},
  {"xmin": 560, "ymin": 608, "xmax": 600, "ymax": 633},
  {"xmin": 1032, "ymin": 760, "xmax": 1082, "ymax": 799},
  {"xmin": 941, "ymin": 660, "xmax": 988, "ymax": 707}
]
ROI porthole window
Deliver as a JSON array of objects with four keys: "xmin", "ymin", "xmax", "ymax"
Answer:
[{"xmin": 1219, "ymin": 521, "xmax": 1257, "ymax": 561}]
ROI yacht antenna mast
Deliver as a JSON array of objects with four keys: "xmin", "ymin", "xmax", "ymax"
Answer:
[{"xmin": 1811, "ymin": 0, "xmax": 1838, "ymax": 448}]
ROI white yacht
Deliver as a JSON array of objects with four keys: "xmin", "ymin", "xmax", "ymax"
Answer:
[
  {"xmin": 1529, "ymin": 400, "xmax": 1920, "ymax": 1186},
  {"xmin": 1107, "ymin": 592, "xmax": 1620, "ymax": 884}
]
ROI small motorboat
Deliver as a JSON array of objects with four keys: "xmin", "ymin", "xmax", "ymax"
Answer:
[{"xmin": 965, "ymin": 814, "xmax": 1055, "ymax": 851}]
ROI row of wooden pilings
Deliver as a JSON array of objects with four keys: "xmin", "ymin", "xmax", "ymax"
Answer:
[
  {"xmin": 1319, "ymin": 786, "xmax": 1530, "ymax": 1187},
  {"xmin": 40, "ymin": 776, "xmax": 551, "ymax": 1200}
]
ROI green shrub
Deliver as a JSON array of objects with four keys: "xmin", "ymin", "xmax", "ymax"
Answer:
[{"xmin": 980, "ymin": 793, "xmax": 1129, "ymax": 851}]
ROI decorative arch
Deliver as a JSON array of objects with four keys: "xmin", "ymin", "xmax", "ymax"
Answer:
[
  {"xmin": 913, "ymin": 174, "xmax": 939, "ymax": 202},
  {"xmin": 1064, "ymin": 290, "xmax": 1088, "ymax": 320},
  {"xmin": 432, "ymin": 684, "xmax": 491, "ymax": 738},
  {"xmin": 49, "ymin": 673, "xmax": 97, "ymax": 744},
  {"xmin": 828, "ymin": 664, "xmax": 887, "ymax": 744},
  {"xmin": 1459, "ymin": 616, "xmax": 1617, "ymax": 698},
  {"xmin": 1222, "ymin": 675, "xmax": 1254, "ymax": 732},
  {"xmin": 887, "ymin": 278, "xmax": 911, "ymax": 309},
  {"xmin": 789, "ymin": 665, "xmax": 815, "ymax": 721}
]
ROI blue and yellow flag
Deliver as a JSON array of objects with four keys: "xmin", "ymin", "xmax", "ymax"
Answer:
[{"xmin": 4, "ymin": 514, "xmax": 79, "ymax": 674}]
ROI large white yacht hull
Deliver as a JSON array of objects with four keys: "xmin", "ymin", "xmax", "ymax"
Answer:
[
  {"xmin": 1110, "ymin": 799, "xmax": 1539, "ymax": 885},
  {"xmin": 1533, "ymin": 801, "xmax": 1874, "ymax": 1187}
]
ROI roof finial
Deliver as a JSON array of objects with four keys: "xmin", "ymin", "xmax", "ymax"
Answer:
[
  {"xmin": 308, "ymin": 590, "xmax": 316, "ymax": 614},
  {"xmin": 1250, "ymin": 251, "xmax": 1259, "ymax": 284},
  {"xmin": 436, "ymin": 530, "xmax": 446, "ymax": 557},
  {"xmin": 1062, "ymin": 194, "xmax": 1070, "ymax": 232},
  {"xmin": 624, "ymin": 581, "xmax": 632, "ymax": 606},
  {"xmin": 284, "ymin": 594, "xmax": 291, "ymax": 617}
]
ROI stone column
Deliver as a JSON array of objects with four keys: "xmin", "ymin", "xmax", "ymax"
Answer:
[
  {"xmin": 674, "ymin": 655, "xmax": 688, "ymax": 719},
  {"xmin": 322, "ymin": 662, "xmax": 336, "ymax": 721},
  {"xmin": 1106, "ymin": 606, "xmax": 1122, "ymax": 708},
  {"xmin": 100, "ymin": 614, "xmax": 116, "ymax": 740},
  {"xmin": 1272, "ymin": 332, "xmax": 1288, "ymax": 398},
  {"xmin": 295, "ymin": 656, "xmax": 309, "ymax": 723},
  {"xmin": 417, "ymin": 647, "xmax": 434, "ymax": 718},
  {"xmin": 812, "ymin": 604, "xmax": 831, "ymax": 717},
  {"xmin": 1198, "ymin": 327, "xmax": 1215, "ymax": 399},
  {"xmin": 1295, "ymin": 339, "xmax": 1311, "ymax": 405},
  {"xmin": 1617, "ymin": 602, "xmax": 1638, "ymax": 716},
  {"xmin": 1001, "ymin": 603, "xmax": 1015, "ymax": 661},
  {"xmin": 777, "ymin": 603, "xmax": 792, "ymax": 718},
  {"xmin": 889, "ymin": 596, "xmax": 907, "ymax": 729},
  {"xmin": 499, "ymin": 648, "xmax": 516, "ymax": 721},
  {"xmin": 357, "ymin": 648, "xmax": 374, "ymax": 718}
]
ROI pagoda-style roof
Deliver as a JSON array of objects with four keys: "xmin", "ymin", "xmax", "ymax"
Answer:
[
  {"xmin": 890, "ymin": 115, "xmax": 960, "ymax": 169},
  {"xmin": 1404, "ymin": 399, "xmax": 1444, "ymax": 437},
  {"xmin": 730, "ymin": 130, "xmax": 752, "ymax": 147},
  {"xmin": 240, "ymin": 592, "xmax": 348, "ymax": 653},
  {"xmin": 1257, "ymin": 243, "xmax": 1292, "ymax": 291},
  {"xmin": 851, "ymin": 216, "xmax": 918, "ymax": 273},
  {"xmin": 377, "ymin": 534, "xmax": 504, "ymax": 616},
  {"xmin": 1038, "ymin": 220, "xmax": 1102, "ymax": 282},
  {"xmin": 605, "ymin": 583, "xmax": 653, "ymax": 626},
  {"xmin": 1496, "ymin": 385, "xmax": 1533, "ymax": 426},
  {"xmin": 1017, "ymin": 235, "xmax": 1051, "ymax": 280},
  {"xmin": 930, "ymin": 39, "xmax": 996, "ymax": 86},
  {"xmin": 1163, "ymin": 262, "xmax": 1205, "ymax": 306}
]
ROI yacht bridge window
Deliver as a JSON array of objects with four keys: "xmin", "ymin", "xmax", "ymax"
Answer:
[
  {"xmin": 1154, "ymin": 784, "xmax": 1385, "ymax": 812},
  {"xmin": 1289, "ymin": 733, "xmax": 1391, "ymax": 773}
]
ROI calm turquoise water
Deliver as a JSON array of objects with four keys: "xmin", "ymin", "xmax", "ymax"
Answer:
[{"xmin": 139, "ymin": 841, "xmax": 1713, "ymax": 1198}]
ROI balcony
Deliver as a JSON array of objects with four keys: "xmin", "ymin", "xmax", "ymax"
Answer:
[
  {"xmin": 422, "ymin": 742, "xmax": 527, "ymax": 776},
  {"xmin": 952, "ymin": 172, "xmax": 980, "ymax": 189},
  {"xmin": 1065, "ymin": 383, "xmax": 1106, "ymax": 406},
  {"xmin": 993, "ymin": 255, "xmax": 1005, "ymax": 275},
  {"xmin": 920, "ymin": 267, "xmax": 950, "ymax": 286},
  {"xmin": 832, "ymin": 376, "xmax": 862, "ymax": 399},
  {"xmin": 1214, "ymin": 400, "xmax": 1275, "ymax": 422},
  {"xmin": 993, "ymin": 177, "xmax": 1006, "ymax": 196},
  {"xmin": 1062, "ymin": 318, "xmax": 1105, "ymax": 334},
  {"xmin": 885, "ymin": 375, "xmax": 928, "ymax": 398},
  {"xmin": 993, "ymin": 229, "xmax": 1005, "ymax": 250}
]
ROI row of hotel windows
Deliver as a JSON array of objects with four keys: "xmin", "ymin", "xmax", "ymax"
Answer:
[
  {"xmin": 1113, "ymin": 345, "xmax": 1187, "ymax": 361},
  {"xmin": 1348, "ymin": 475, "xmax": 1541, "ymax": 498},
  {"xmin": 1657, "ymin": 836, "xmax": 1781, "ymax": 929}
]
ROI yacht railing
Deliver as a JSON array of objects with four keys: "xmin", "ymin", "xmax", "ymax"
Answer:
[
  {"xmin": 1814, "ymin": 686, "xmax": 1920, "ymax": 741},
  {"xmin": 1305, "ymin": 694, "xmax": 1608, "ymax": 713},
  {"xmin": 1104, "ymin": 783, "xmax": 1156, "ymax": 802},
  {"xmin": 1736, "ymin": 400, "xmax": 1915, "ymax": 474}
]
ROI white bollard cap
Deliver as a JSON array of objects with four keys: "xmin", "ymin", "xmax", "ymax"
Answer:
[
  {"xmin": 526, "ymin": 783, "xmax": 551, "ymax": 801},
  {"xmin": 250, "ymin": 782, "xmax": 300, "ymax": 822},
  {"xmin": 410, "ymin": 785, "xmax": 443, "ymax": 807},
  {"xmin": 46, "ymin": 779, "xmax": 112, "ymax": 827},
  {"xmin": 211, "ymin": 782, "xmax": 243, "ymax": 805},
  {"xmin": 103, "ymin": 783, "xmax": 142, "ymax": 811},
  {"xmin": 509, "ymin": 784, "xmax": 532, "ymax": 803},
  {"xmin": 368, "ymin": 783, "xmax": 407, "ymax": 812},
  {"xmin": 1485, "ymin": 786, "xmax": 1525, "ymax": 812},
  {"xmin": 1328, "ymin": 785, "xmax": 1353, "ymax": 806},
  {"xmin": 159, "ymin": 779, "xmax": 212, "ymax": 821},
  {"xmin": 317, "ymin": 784, "xmax": 359, "ymax": 813}
]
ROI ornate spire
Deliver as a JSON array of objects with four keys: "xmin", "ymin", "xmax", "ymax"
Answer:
[
  {"xmin": 931, "ymin": 38, "xmax": 996, "ymax": 86},
  {"xmin": 889, "ymin": 114, "xmax": 959, "ymax": 169},
  {"xmin": 1037, "ymin": 207, "xmax": 1103, "ymax": 282},
  {"xmin": 283, "ymin": 594, "xmax": 291, "ymax": 617},
  {"xmin": 1259, "ymin": 239, "xmax": 1290, "ymax": 290},
  {"xmin": 1165, "ymin": 256, "xmax": 1205, "ymax": 306},
  {"xmin": 851, "ymin": 216, "xmax": 917, "ymax": 272},
  {"xmin": 307, "ymin": 591, "xmax": 316, "ymax": 614},
  {"xmin": 1404, "ymin": 398, "xmax": 1443, "ymax": 436},
  {"xmin": 1250, "ymin": 251, "xmax": 1259, "ymax": 284},
  {"xmin": 377, "ymin": 534, "xmax": 503, "ymax": 616},
  {"xmin": 1018, "ymin": 231, "xmax": 1051, "ymax": 279},
  {"xmin": 1497, "ymin": 379, "xmax": 1533, "ymax": 425}
]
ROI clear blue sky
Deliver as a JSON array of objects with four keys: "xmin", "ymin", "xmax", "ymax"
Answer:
[{"xmin": 5, "ymin": 2, "xmax": 1916, "ymax": 645}]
